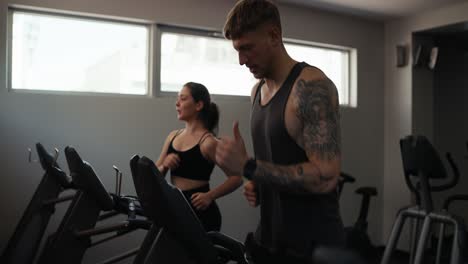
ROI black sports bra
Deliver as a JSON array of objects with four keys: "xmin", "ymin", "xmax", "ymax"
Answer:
[{"xmin": 166, "ymin": 130, "xmax": 214, "ymax": 181}]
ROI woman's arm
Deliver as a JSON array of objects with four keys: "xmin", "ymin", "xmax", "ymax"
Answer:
[{"xmin": 156, "ymin": 130, "xmax": 180, "ymax": 176}]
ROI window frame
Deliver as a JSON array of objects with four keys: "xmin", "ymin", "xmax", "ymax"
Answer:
[
  {"xmin": 283, "ymin": 38, "xmax": 358, "ymax": 107},
  {"xmin": 6, "ymin": 5, "xmax": 154, "ymax": 97},
  {"xmin": 155, "ymin": 24, "xmax": 248, "ymax": 101},
  {"xmin": 5, "ymin": 7, "xmax": 357, "ymax": 106},
  {"xmin": 157, "ymin": 24, "xmax": 357, "ymax": 106}
]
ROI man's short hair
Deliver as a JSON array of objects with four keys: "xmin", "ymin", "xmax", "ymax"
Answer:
[{"xmin": 223, "ymin": 0, "xmax": 282, "ymax": 40}]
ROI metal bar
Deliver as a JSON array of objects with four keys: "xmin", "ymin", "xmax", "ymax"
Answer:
[
  {"xmin": 95, "ymin": 248, "xmax": 139, "ymax": 264},
  {"xmin": 98, "ymin": 211, "xmax": 120, "ymax": 221},
  {"xmin": 90, "ymin": 228, "xmax": 138, "ymax": 247},
  {"xmin": 75, "ymin": 221, "xmax": 129, "ymax": 238},
  {"xmin": 435, "ymin": 222, "xmax": 446, "ymax": 264},
  {"xmin": 381, "ymin": 212, "xmax": 406, "ymax": 264},
  {"xmin": 118, "ymin": 172, "xmax": 123, "ymax": 196},
  {"xmin": 414, "ymin": 216, "xmax": 432, "ymax": 264},
  {"xmin": 42, "ymin": 194, "xmax": 75, "ymax": 207}
]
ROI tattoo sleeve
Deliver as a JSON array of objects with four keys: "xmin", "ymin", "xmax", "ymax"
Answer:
[
  {"xmin": 296, "ymin": 78, "xmax": 341, "ymax": 160},
  {"xmin": 252, "ymin": 78, "xmax": 341, "ymax": 194}
]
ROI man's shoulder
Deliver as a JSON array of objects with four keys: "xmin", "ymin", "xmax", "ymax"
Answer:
[
  {"xmin": 298, "ymin": 64, "xmax": 328, "ymax": 82},
  {"xmin": 293, "ymin": 65, "xmax": 338, "ymax": 92},
  {"xmin": 290, "ymin": 65, "xmax": 339, "ymax": 105}
]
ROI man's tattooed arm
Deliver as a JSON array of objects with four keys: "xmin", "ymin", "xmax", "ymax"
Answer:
[
  {"xmin": 296, "ymin": 78, "xmax": 341, "ymax": 160},
  {"xmin": 251, "ymin": 78, "xmax": 341, "ymax": 194},
  {"xmin": 254, "ymin": 161, "xmax": 336, "ymax": 194}
]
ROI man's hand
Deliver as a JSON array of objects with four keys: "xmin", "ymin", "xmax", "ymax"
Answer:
[
  {"xmin": 191, "ymin": 192, "xmax": 213, "ymax": 210},
  {"xmin": 243, "ymin": 180, "xmax": 258, "ymax": 207},
  {"xmin": 216, "ymin": 121, "xmax": 249, "ymax": 176}
]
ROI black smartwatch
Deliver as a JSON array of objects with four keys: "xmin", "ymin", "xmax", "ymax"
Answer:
[{"xmin": 243, "ymin": 158, "xmax": 257, "ymax": 180}]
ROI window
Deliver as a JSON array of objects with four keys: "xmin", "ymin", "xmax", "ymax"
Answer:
[
  {"xmin": 284, "ymin": 42, "xmax": 355, "ymax": 106},
  {"xmin": 159, "ymin": 25, "xmax": 356, "ymax": 106},
  {"xmin": 7, "ymin": 8, "xmax": 356, "ymax": 104},
  {"xmin": 8, "ymin": 8, "xmax": 150, "ymax": 95},
  {"xmin": 159, "ymin": 26, "xmax": 256, "ymax": 97}
]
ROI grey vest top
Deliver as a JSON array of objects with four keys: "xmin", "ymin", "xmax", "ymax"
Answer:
[{"xmin": 250, "ymin": 62, "xmax": 345, "ymax": 256}]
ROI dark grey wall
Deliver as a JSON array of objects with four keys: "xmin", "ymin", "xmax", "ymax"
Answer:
[
  {"xmin": 433, "ymin": 34, "xmax": 468, "ymax": 216},
  {"xmin": 0, "ymin": 0, "xmax": 385, "ymax": 262},
  {"xmin": 409, "ymin": 30, "xmax": 468, "ymax": 230},
  {"xmin": 383, "ymin": 1, "xmax": 468, "ymax": 245},
  {"xmin": 412, "ymin": 34, "xmax": 436, "ymax": 139}
]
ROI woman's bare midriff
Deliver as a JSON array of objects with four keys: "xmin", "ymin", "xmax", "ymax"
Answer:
[{"xmin": 171, "ymin": 175, "xmax": 209, "ymax": 191}]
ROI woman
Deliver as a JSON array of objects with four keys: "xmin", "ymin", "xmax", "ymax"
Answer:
[{"xmin": 156, "ymin": 82, "xmax": 242, "ymax": 232}]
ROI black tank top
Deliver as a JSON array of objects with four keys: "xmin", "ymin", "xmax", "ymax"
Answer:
[
  {"xmin": 250, "ymin": 62, "xmax": 345, "ymax": 256},
  {"xmin": 167, "ymin": 130, "xmax": 214, "ymax": 181}
]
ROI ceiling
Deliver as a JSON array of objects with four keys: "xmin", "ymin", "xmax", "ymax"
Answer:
[{"xmin": 277, "ymin": 0, "xmax": 468, "ymax": 20}]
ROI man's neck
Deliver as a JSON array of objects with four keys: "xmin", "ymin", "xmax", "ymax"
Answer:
[{"xmin": 264, "ymin": 54, "xmax": 297, "ymax": 93}]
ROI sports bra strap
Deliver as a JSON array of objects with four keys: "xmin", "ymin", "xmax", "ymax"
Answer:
[
  {"xmin": 198, "ymin": 131, "xmax": 212, "ymax": 145},
  {"xmin": 171, "ymin": 129, "xmax": 184, "ymax": 143}
]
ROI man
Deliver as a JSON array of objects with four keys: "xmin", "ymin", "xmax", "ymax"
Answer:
[{"xmin": 215, "ymin": 0, "xmax": 345, "ymax": 263}]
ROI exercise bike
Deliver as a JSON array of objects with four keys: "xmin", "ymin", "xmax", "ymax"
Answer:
[{"xmin": 339, "ymin": 172, "xmax": 379, "ymax": 263}]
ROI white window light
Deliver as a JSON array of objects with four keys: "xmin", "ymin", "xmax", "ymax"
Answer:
[
  {"xmin": 8, "ymin": 8, "xmax": 150, "ymax": 95},
  {"xmin": 159, "ymin": 25, "xmax": 356, "ymax": 106}
]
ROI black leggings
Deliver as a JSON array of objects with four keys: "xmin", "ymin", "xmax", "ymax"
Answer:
[{"xmin": 182, "ymin": 184, "xmax": 221, "ymax": 232}]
